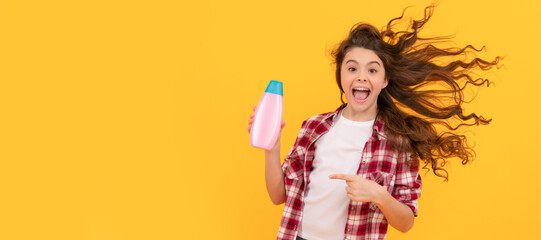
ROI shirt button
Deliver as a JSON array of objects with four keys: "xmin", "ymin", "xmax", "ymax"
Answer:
[
  {"xmin": 347, "ymin": 228, "xmax": 352, "ymax": 233},
  {"xmin": 350, "ymin": 206, "xmax": 355, "ymax": 211}
]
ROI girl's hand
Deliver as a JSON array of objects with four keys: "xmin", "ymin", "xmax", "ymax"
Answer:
[
  {"xmin": 247, "ymin": 106, "xmax": 286, "ymax": 134},
  {"xmin": 329, "ymin": 174, "xmax": 385, "ymax": 203},
  {"xmin": 247, "ymin": 106, "xmax": 285, "ymax": 152}
]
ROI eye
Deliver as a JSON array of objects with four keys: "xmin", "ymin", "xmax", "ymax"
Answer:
[
  {"xmin": 348, "ymin": 67, "xmax": 357, "ymax": 72},
  {"xmin": 368, "ymin": 68, "xmax": 378, "ymax": 73}
]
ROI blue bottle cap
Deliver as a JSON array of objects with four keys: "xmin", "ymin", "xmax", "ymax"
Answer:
[{"xmin": 264, "ymin": 80, "xmax": 283, "ymax": 96}]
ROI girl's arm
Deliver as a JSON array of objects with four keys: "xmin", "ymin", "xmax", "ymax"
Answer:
[
  {"xmin": 329, "ymin": 174, "xmax": 414, "ymax": 232},
  {"xmin": 264, "ymin": 139, "xmax": 286, "ymax": 205},
  {"xmin": 373, "ymin": 187, "xmax": 414, "ymax": 232},
  {"xmin": 248, "ymin": 107, "xmax": 286, "ymax": 205}
]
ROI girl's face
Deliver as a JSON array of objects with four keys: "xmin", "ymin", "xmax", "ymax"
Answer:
[{"xmin": 340, "ymin": 47, "xmax": 388, "ymax": 121}]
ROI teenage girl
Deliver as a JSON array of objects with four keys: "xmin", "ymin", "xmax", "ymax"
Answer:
[{"xmin": 248, "ymin": 4, "xmax": 499, "ymax": 240}]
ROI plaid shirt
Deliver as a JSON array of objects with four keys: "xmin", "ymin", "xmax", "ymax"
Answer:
[{"xmin": 277, "ymin": 104, "xmax": 422, "ymax": 240}]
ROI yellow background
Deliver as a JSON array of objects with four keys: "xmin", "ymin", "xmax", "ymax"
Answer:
[{"xmin": 0, "ymin": 0, "xmax": 539, "ymax": 239}]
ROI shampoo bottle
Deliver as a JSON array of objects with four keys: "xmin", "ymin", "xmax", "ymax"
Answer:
[{"xmin": 250, "ymin": 80, "xmax": 283, "ymax": 150}]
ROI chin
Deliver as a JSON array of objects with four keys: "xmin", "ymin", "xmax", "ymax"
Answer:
[{"xmin": 347, "ymin": 101, "xmax": 377, "ymax": 115}]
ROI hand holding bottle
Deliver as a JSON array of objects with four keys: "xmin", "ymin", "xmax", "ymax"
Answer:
[
  {"xmin": 249, "ymin": 106, "xmax": 287, "ymax": 205},
  {"xmin": 249, "ymin": 80, "xmax": 284, "ymax": 151},
  {"xmin": 248, "ymin": 106, "xmax": 285, "ymax": 152}
]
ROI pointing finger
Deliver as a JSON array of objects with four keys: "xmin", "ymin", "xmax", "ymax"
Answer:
[{"xmin": 329, "ymin": 174, "xmax": 356, "ymax": 181}]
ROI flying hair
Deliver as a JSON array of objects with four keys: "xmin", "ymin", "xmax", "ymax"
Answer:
[{"xmin": 332, "ymin": 3, "xmax": 502, "ymax": 180}]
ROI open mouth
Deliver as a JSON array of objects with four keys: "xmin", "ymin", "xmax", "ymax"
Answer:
[{"xmin": 352, "ymin": 87, "xmax": 370, "ymax": 101}]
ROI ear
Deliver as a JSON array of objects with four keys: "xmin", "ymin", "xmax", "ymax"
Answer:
[{"xmin": 382, "ymin": 76, "xmax": 389, "ymax": 89}]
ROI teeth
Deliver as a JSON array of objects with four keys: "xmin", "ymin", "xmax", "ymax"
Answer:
[{"xmin": 353, "ymin": 88, "xmax": 370, "ymax": 91}]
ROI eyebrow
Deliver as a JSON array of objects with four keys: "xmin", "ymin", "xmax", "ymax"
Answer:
[{"xmin": 345, "ymin": 59, "xmax": 381, "ymax": 67}]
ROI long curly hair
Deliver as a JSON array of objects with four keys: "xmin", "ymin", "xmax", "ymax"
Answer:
[{"xmin": 332, "ymin": 4, "xmax": 501, "ymax": 180}]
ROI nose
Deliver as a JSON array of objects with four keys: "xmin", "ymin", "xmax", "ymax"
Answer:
[{"xmin": 356, "ymin": 73, "xmax": 368, "ymax": 82}]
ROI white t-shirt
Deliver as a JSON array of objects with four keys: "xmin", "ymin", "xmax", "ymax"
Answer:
[{"xmin": 298, "ymin": 111, "xmax": 374, "ymax": 240}]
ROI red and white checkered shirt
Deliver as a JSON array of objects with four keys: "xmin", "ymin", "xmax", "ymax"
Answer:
[{"xmin": 277, "ymin": 104, "xmax": 422, "ymax": 240}]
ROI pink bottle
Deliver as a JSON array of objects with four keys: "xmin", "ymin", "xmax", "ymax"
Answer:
[{"xmin": 250, "ymin": 80, "xmax": 283, "ymax": 150}]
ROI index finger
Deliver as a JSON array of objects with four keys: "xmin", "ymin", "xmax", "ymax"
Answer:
[{"xmin": 329, "ymin": 174, "xmax": 356, "ymax": 181}]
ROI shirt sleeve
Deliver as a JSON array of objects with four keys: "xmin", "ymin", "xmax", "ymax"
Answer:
[
  {"xmin": 281, "ymin": 120, "xmax": 308, "ymax": 173},
  {"xmin": 392, "ymin": 154, "xmax": 422, "ymax": 217}
]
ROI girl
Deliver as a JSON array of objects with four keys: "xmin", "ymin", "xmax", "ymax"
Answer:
[{"xmin": 248, "ymin": 4, "xmax": 499, "ymax": 240}]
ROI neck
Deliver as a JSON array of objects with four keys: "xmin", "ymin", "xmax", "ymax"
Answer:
[{"xmin": 342, "ymin": 104, "xmax": 377, "ymax": 122}]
